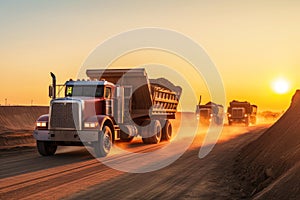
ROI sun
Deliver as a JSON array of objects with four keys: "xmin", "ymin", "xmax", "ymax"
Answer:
[{"xmin": 272, "ymin": 78, "xmax": 290, "ymax": 94}]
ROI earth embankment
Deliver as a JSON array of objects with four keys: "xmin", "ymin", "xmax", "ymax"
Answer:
[
  {"xmin": 0, "ymin": 106, "xmax": 48, "ymax": 146},
  {"xmin": 236, "ymin": 90, "xmax": 300, "ymax": 199}
]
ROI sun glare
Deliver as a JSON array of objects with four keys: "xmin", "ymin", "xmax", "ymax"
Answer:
[{"xmin": 272, "ymin": 78, "xmax": 290, "ymax": 94}]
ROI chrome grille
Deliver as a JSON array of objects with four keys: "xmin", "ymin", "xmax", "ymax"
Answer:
[
  {"xmin": 200, "ymin": 109, "xmax": 210, "ymax": 118},
  {"xmin": 232, "ymin": 108, "xmax": 244, "ymax": 118},
  {"xmin": 50, "ymin": 102, "xmax": 80, "ymax": 129}
]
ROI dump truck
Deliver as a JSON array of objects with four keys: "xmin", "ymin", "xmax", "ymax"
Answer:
[
  {"xmin": 195, "ymin": 101, "xmax": 224, "ymax": 125},
  {"xmin": 33, "ymin": 68, "xmax": 182, "ymax": 157},
  {"xmin": 227, "ymin": 100, "xmax": 257, "ymax": 126}
]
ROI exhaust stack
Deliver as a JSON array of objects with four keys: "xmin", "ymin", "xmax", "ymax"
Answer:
[
  {"xmin": 198, "ymin": 95, "xmax": 202, "ymax": 105},
  {"xmin": 50, "ymin": 72, "xmax": 56, "ymax": 99}
]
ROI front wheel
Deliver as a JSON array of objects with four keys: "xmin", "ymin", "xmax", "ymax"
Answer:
[
  {"xmin": 245, "ymin": 116, "xmax": 250, "ymax": 126},
  {"xmin": 37, "ymin": 141, "xmax": 57, "ymax": 156},
  {"xmin": 216, "ymin": 116, "xmax": 223, "ymax": 125},
  {"xmin": 94, "ymin": 126, "xmax": 112, "ymax": 157},
  {"xmin": 250, "ymin": 116, "xmax": 257, "ymax": 125}
]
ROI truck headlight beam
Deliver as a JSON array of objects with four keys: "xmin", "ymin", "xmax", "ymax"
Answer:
[
  {"xmin": 84, "ymin": 122, "xmax": 99, "ymax": 128},
  {"xmin": 36, "ymin": 122, "xmax": 47, "ymax": 127}
]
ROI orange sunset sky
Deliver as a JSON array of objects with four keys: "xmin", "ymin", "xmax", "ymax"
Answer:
[{"xmin": 0, "ymin": 1, "xmax": 299, "ymax": 112}]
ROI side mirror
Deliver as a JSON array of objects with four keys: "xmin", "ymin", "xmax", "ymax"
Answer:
[{"xmin": 49, "ymin": 85, "xmax": 53, "ymax": 98}]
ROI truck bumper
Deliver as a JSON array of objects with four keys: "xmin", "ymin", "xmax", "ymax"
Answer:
[
  {"xmin": 228, "ymin": 118, "xmax": 246, "ymax": 123},
  {"xmin": 33, "ymin": 130, "xmax": 99, "ymax": 142}
]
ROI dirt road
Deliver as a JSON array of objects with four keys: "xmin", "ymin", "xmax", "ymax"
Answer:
[{"xmin": 0, "ymin": 124, "xmax": 270, "ymax": 200}]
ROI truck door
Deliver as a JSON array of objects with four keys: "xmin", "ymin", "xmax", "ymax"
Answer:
[{"xmin": 105, "ymin": 87, "xmax": 113, "ymax": 116}]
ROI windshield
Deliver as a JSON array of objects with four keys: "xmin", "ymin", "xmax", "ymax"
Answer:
[{"xmin": 65, "ymin": 85, "xmax": 104, "ymax": 97}]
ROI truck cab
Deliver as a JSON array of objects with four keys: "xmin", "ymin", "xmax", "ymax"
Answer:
[
  {"xmin": 34, "ymin": 79, "xmax": 119, "ymax": 157},
  {"xmin": 196, "ymin": 108, "xmax": 212, "ymax": 122},
  {"xmin": 227, "ymin": 100, "xmax": 257, "ymax": 126},
  {"xmin": 195, "ymin": 101, "xmax": 224, "ymax": 125}
]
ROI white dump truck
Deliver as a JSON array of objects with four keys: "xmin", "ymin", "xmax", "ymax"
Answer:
[{"xmin": 34, "ymin": 68, "xmax": 182, "ymax": 157}]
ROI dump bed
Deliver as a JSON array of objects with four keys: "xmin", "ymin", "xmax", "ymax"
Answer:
[{"xmin": 86, "ymin": 68, "xmax": 182, "ymax": 119}]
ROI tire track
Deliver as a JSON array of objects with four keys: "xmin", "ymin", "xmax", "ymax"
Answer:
[{"xmin": 0, "ymin": 140, "xmax": 169, "ymax": 199}]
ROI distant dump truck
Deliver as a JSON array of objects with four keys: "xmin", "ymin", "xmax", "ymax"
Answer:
[
  {"xmin": 33, "ymin": 68, "xmax": 182, "ymax": 157},
  {"xmin": 227, "ymin": 100, "xmax": 257, "ymax": 126},
  {"xmin": 195, "ymin": 101, "xmax": 224, "ymax": 125}
]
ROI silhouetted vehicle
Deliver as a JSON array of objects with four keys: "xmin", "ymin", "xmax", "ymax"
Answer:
[
  {"xmin": 196, "ymin": 101, "xmax": 224, "ymax": 125},
  {"xmin": 227, "ymin": 100, "xmax": 257, "ymax": 126},
  {"xmin": 33, "ymin": 68, "xmax": 181, "ymax": 157}
]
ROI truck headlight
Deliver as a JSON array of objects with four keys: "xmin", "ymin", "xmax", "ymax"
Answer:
[
  {"xmin": 244, "ymin": 114, "xmax": 248, "ymax": 117},
  {"xmin": 36, "ymin": 121, "xmax": 48, "ymax": 130},
  {"xmin": 228, "ymin": 114, "xmax": 232, "ymax": 117},
  {"xmin": 84, "ymin": 122, "xmax": 99, "ymax": 128},
  {"xmin": 36, "ymin": 122, "xmax": 47, "ymax": 127}
]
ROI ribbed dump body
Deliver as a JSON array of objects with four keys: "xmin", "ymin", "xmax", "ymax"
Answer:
[{"xmin": 86, "ymin": 68, "xmax": 181, "ymax": 119}]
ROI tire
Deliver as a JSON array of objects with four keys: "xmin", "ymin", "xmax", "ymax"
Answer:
[
  {"xmin": 210, "ymin": 117, "xmax": 215, "ymax": 125},
  {"xmin": 94, "ymin": 126, "xmax": 112, "ymax": 157},
  {"xmin": 251, "ymin": 116, "xmax": 256, "ymax": 125},
  {"xmin": 120, "ymin": 126, "xmax": 134, "ymax": 142},
  {"xmin": 216, "ymin": 116, "xmax": 223, "ymax": 125},
  {"xmin": 37, "ymin": 141, "xmax": 57, "ymax": 156},
  {"xmin": 142, "ymin": 120, "xmax": 162, "ymax": 144},
  {"xmin": 120, "ymin": 136, "xmax": 134, "ymax": 142},
  {"xmin": 245, "ymin": 117, "xmax": 250, "ymax": 126},
  {"xmin": 161, "ymin": 120, "xmax": 172, "ymax": 141}
]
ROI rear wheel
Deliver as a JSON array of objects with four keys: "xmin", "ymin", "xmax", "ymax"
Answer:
[
  {"xmin": 120, "ymin": 126, "xmax": 134, "ymax": 142},
  {"xmin": 161, "ymin": 120, "xmax": 172, "ymax": 141},
  {"xmin": 94, "ymin": 126, "xmax": 112, "ymax": 157},
  {"xmin": 142, "ymin": 120, "xmax": 162, "ymax": 144},
  {"xmin": 120, "ymin": 136, "xmax": 134, "ymax": 142},
  {"xmin": 37, "ymin": 141, "xmax": 57, "ymax": 156}
]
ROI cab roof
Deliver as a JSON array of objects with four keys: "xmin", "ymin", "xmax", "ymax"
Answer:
[{"xmin": 66, "ymin": 80, "xmax": 114, "ymax": 86}]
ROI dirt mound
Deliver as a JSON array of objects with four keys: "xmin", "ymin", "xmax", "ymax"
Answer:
[
  {"xmin": 0, "ymin": 106, "xmax": 49, "ymax": 133},
  {"xmin": 236, "ymin": 90, "xmax": 300, "ymax": 199}
]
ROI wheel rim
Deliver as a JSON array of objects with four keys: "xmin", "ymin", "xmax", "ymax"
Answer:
[{"xmin": 103, "ymin": 129, "xmax": 111, "ymax": 152}]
